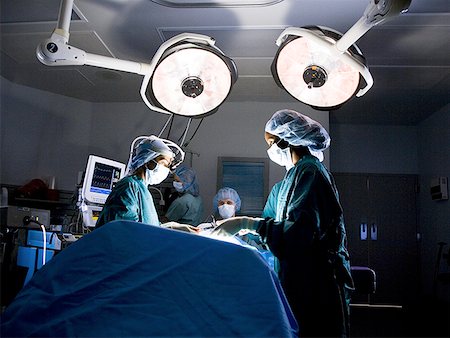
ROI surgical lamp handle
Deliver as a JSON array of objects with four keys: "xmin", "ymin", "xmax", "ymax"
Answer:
[{"xmin": 336, "ymin": 0, "xmax": 411, "ymax": 52}]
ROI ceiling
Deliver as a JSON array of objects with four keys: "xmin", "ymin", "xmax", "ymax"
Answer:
[{"xmin": 1, "ymin": 0, "xmax": 449, "ymax": 125}]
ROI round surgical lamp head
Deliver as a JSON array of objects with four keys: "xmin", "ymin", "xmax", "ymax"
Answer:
[
  {"xmin": 271, "ymin": 26, "xmax": 371, "ymax": 110},
  {"xmin": 142, "ymin": 35, "xmax": 237, "ymax": 118}
]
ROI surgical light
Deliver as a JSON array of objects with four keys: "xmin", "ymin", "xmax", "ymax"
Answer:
[
  {"xmin": 142, "ymin": 39, "xmax": 237, "ymax": 117},
  {"xmin": 36, "ymin": 0, "xmax": 237, "ymax": 118},
  {"xmin": 272, "ymin": 26, "xmax": 367, "ymax": 110},
  {"xmin": 271, "ymin": 0, "xmax": 411, "ymax": 110}
]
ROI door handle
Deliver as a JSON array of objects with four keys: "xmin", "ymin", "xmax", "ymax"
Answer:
[
  {"xmin": 370, "ymin": 223, "xmax": 378, "ymax": 241},
  {"xmin": 360, "ymin": 223, "xmax": 368, "ymax": 240}
]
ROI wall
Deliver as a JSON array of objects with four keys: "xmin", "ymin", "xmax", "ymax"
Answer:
[
  {"xmin": 330, "ymin": 124, "xmax": 418, "ymax": 174},
  {"xmin": 0, "ymin": 78, "xmax": 92, "ymax": 190},
  {"xmin": 330, "ymin": 107, "xmax": 450, "ymax": 301},
  {"xmin": 417, "ymin": 104, "xmax": 450, "ymax": 301}
]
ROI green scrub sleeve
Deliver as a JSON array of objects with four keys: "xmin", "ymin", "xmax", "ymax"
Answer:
[{"xmin": 165, "ymin": 198, "xmax": 188, "ymax": 221}]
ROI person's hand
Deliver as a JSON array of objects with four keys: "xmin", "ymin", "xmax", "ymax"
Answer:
[
  {"xmin": 162, "ymin": 222, "xmax": 199, "ymax": 234},
  {"xmin": 210, "ymin": 216, "xmax": 263, "ymax": 237}
]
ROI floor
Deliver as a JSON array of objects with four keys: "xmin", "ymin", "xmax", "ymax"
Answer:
[{"xmin": 350, "ymin": 300, "xmax": 450, "ymax": 337}]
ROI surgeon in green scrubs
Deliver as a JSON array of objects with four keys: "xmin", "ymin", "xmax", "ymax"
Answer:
[
  {"xmin": 163, "ymin": 165, "xmax": 204, "ymax": 226},
  {"xmin": 213, "ymin": 109, "xmax": 354, "ymax": 337},
  {"xmin": 261, "ymin": 109, "xmax": 354, "ymax": 337},
  {"xmin": 96, "ymin": 136, "xmax": 192, "ymax": 230},
  {"xmin": 261, "ymin": 181, "xmax": 282, "ymax": 219}
]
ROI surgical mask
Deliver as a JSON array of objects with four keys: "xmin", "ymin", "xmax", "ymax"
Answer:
[
  {"xmin": 267, "ymin": 143, "xmax": 294, "ymax": 171},
  {"xmin": 218, "ymin": 204, "xmax": 235, "ymax": 219},
  {"xmin": 145, "ymin": 162, "xmax": 170, "ymax": 185},
  {"xmin": 173, "ymin": 181, "xmax": 184, "ymax": 192}
]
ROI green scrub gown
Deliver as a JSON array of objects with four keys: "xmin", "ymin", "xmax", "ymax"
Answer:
[
  {"xmin": 165, "ymin": 193, "xmax": 204, "ymax": 226},
  {"xmin": 96, "ymin": 175, "xmax": 159, "ymax": 228},
  {"xmin": 258, "ymin": 155, "xmax": 354, "ymax": 337},
  {"xmin": 261, "ymin": 181, "xmax": 282, "ymax": 219}
]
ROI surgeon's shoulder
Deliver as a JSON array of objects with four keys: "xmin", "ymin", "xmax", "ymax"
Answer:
[
  {"xmin": 117, "ymin": 175, "xmax": 144, "ymax": 191},
  {"xmin": 294, "ymin": 156, "xmax": 329, "ymax": 183},
  {"xmin": 296, "ymin": 155, "xmax": 322, "ymax": 171}
]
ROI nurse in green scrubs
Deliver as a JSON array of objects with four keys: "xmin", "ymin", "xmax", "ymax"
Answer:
[
  {"xmin": 163, "ymin": 165, "xmax": 204, "ymax": 226},
  {"xmin": 96, "ymin": 136, "xmax": 174, "ymax": 228}
]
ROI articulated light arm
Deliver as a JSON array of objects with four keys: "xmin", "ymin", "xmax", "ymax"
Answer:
[
  {"xmin": 36, "ymin": 0, "xmax": 220, "ymax": 116},
  {"xmin": 36, "ymin": 0, "xmax": 152, "ymax": 75},
  {"xmin": 274, "ymin": 0, "xmax": 411, "ymax": 100},
  {"xmin": 336, "ymin": 0, "xmax": 412, "ymax": 52},
  {"xmin": 36, "ymin": 34, "xmax": 152, "ymax": 75}
]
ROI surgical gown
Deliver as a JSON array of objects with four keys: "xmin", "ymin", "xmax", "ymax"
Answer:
[
  {"xmin": 261, "ymin": 181, "xmax": 282, "ymax": 218},
  {"xmin": 258, "ymin": 154, "xmax": 354, "ymax": 337},
  {"xmin": 165, "ymin": 193, "xmax": 204, "ymax": 226},
  {"xmin": 96, "ymin": 175, "xmax": 159, "ymax": 228}
]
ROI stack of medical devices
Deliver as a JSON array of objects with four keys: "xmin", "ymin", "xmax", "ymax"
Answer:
[
  {"xmin": 79, "ymin": 155, "xmax": 126, "ymax": 228},
  {"xmin": 17, "ymin": 222, "xmax": 61, "ymax": 286}
]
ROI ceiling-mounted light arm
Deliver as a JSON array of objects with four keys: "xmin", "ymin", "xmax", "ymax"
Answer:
[
  {"xmin": 55, "ymin": 0, "xmax": 73, "ymax": 43},
  {"xmin": 37, "ymin": 0, "xmax": 236, "ymax": 118},
  {"xmin": 271, "ymin": 0, "xmax": 410, "ymax": 110},
  {"xmin": 139, "ymin": 33, "xmax": 218, "ymax": 116},
  {"xmin": 336, "ymin": 0, "xmax": 412, "ymax": 52},
  {"xmin": 37, "ymin": 0, "xmax": 153, "ymax": 75},
  {"xmin": 275, "ymin": 27, "xmax": 373, "ymax": 97}
]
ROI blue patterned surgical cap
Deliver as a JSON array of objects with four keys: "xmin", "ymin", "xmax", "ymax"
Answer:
[
  {"xmin": 265, "ymin": 109, "xmax": 330, "ymax": 161},
  {"xmin": 174, "ymin": 165, "xmax": 200, "ymax": 197},
  {"xmin": 128, "ymin": 136, "xmax": 173, "ymax": 174},
  {"xmin": 213, "ymin": 187, "xmax": 241, "ymax": 212}
]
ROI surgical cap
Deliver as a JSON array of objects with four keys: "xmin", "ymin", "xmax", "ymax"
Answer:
[
  {"xmin": 174, "ymin": 165, "xmax": 200, "ymax": 197},
  {"xmin": 128, "ymin": 136, "xmax": 174, "ymax": 174},
  {"xmin": 213, "ymin": 187, "xmax": 241, "ymax": 212},
  {"xmin": 265, "ymin": 109, "xmax": 330, "ymax": 161}
]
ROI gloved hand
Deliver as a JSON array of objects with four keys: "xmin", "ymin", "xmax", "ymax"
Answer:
[
  {"xmin": 210, "ymin": 216, "xmax": 263, "ymax": 237},
  {"xmin": 236, "ymin": 230, "xmax": 269, "ymax": 251},
  {"xmin": 162, "ymin": 221, "xmax": 199, "ymax": 234}
]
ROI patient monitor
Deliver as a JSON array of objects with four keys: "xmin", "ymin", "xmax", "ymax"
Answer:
[{"xmin": 80, "ymin": 155, "xmax": 126, "ymax": 227}]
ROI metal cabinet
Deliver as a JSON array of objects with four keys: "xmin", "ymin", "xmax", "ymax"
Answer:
[{"xmin": 334, "ymin": 173, "xmax": 420, "ymax": 306}]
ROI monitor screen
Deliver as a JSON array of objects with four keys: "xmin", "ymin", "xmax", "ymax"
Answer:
[{"xmin": 81, "ymin": 155, "xmax": 126, "ymax": 205}]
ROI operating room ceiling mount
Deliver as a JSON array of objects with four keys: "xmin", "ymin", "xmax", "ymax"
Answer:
[
  {"xmin": 36, "ymin": 0, "xmax": 237, "ymax": 118},
  {"xmin": 36, "ymin": 0, "xmax": 411, "ymax": 115}
]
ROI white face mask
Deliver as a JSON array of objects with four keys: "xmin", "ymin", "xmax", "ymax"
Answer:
[
  {"xmin": 218, "ymin": 204, "xmax": 235, "ymax": 219},
  {"xmin": 145, "ymin": 162, "xmax": 170, "ymax": 185},
  {"xmin": 267, "ymin": 143, "xmax": 294, "ymax": 171},
  {"xmin": 173, "ymin": 181, "xmax": 184, "ymax": 192}
]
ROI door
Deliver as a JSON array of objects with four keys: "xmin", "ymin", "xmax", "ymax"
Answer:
[
  {"xmin": 334, "ymin": 173, "xmax": 419, "ymax": 306},
  {"xmin": 335, "ymin": 174, "xmax": 370, "ymax": 268}
]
